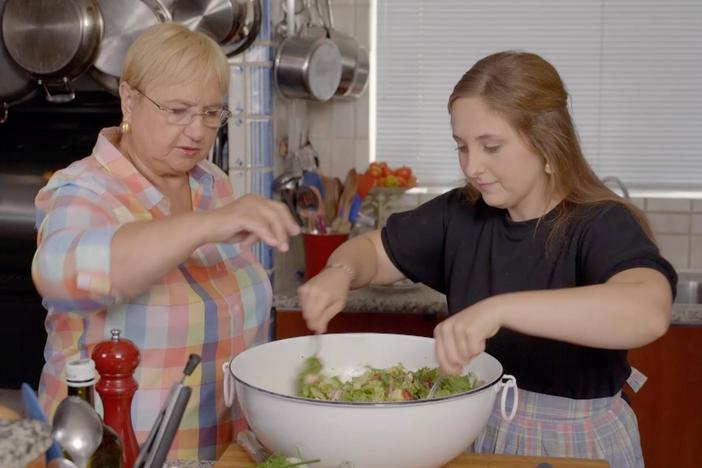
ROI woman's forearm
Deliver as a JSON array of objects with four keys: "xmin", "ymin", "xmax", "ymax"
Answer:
[
  {"xmin": 493, "ymin": 268, "xmax": 672, "ymax": 349},
  {"xmin": 325, "ymin": 230, "xmax": 404, "ymax": 288},
  {"xmin": 111, "ymin": 211, "xmax": 208, "ymax": 298}
]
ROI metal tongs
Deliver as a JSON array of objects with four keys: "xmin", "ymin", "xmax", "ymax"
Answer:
[{"xmin": 134, "ymin": 354, "xmax": 201, "ymax": 468}]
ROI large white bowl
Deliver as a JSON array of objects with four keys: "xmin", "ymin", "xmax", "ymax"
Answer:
[{"xmin": 223, "ymin": 333, "xmax": 517, "ymax": 468}]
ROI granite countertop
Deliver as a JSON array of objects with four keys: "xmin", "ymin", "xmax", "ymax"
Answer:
[{"xmin": 273, "ymin": 276, "xmax": 702, "ymax": 326}]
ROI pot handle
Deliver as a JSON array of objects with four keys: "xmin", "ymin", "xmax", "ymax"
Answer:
[
  {"xmin": 222, "ymin": 361, "xmax": 236, "ymax": 408},
  {"xmin": 498, "ymin": 374, "xmax": 518, "ymax": 421}
]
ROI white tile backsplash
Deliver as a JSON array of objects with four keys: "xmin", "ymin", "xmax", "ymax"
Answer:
[
  {"xmin": 355, "ymin": 93, "xmax": 369, "ymax": 138},
  {"xmin": 646, "ymin": 198, "xmax": 692, "ymax": 212},
  {"xmin": 331, "ymin": 5, "xmax": 357, "ymax": 34},
  {"xmin": 331, "ymin": 137, "xmax": 357, "ymax": 176},
  {"xmin": 355, "ymin": 5, "xmax": 371, "ymax": 49},
  {"xmin": 692, "ymin": 214, "xmax": 702, "ymax": 234},
  {"xmin": 332, "ymin": 99, "xmax": 356, "ymax": 138},
  {"xmin": 647, "ymin": 213, "xmax": 691, "ymax": 235},
  {"xmin": 690, "ymin": 236, "xmax": 702, "ymax": 269},
  {"xmin": 655, "ymin": 234, "xmax": 690, "ymax": 270}
]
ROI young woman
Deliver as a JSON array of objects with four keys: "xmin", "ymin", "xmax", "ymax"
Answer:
[
  {"xmin": 33, "ymin": 23, "xmax": 299, "ymax": 460},
  {"xmin": 298, "ymin": 51, "xmax": 676, "ymax": 468}
]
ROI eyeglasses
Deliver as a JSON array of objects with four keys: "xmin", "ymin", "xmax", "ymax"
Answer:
[{"xmin": 135, "ymin": 89, "xmax": 232, "ymax": 128}]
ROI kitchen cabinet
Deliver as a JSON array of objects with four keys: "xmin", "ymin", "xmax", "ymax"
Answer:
[
  {"xmin": 274, "ymin": 309, "xmax": 438, "ymax": 340},
  {"xmin": 624, "ymin": 325, "xmax": 702, "ymax": 468}
]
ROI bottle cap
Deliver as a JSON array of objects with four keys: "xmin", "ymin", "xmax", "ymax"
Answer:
[{"xmin": 65, "ymin": 358, "xmax": 97, "ymax": 387}]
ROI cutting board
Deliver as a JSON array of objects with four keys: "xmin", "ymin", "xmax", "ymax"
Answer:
[{"xmin": 215, "ymin": 443, "xmax": 610, "ymax": 467}]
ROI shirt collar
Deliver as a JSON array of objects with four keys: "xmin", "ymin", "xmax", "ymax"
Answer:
[{"xmin": 92, "ymin": 127, "xmax": 215, "ymax": 210}]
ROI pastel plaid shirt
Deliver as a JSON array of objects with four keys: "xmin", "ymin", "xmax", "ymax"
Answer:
[{"xmin": 33, "ymin": 128, "xmax": 272, "ymax": 461}]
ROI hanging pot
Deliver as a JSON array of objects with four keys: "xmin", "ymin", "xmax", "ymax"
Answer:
[
  {"xmin": 0, "ymin": 0, "xmax": 37, "ymax": 123},
  {"xmin": 170, "ymin": 0, "xmax": 262, "ymax": 57},
  {"xmin": 89, "ymin": 0, "xmax": 171, "ymax": 96},
  {"xmin": 344, "ymin": 45, "xmax": 369, "ymax": 98},
  {"xmin": 274, "ymin": 33, "xmax": 342, "ymax": 102},
  {"xmin": 221, "ymin": 0, "xmax": 262, "ymax": 57},
  {"xmin": 1, "ymin": 0, "xmax": 103, "ymax": 103},
  {"xmin": 316, "ymin": 0, "xmax": 368, "ymax": 98}
]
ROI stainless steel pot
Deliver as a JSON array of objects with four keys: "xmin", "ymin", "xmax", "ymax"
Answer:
[
  {"xmin": 0, "ymin": 0, "xmax": 36, "ymax": 123},
  {"xmin": 1, "ymin": 0, "xmax": 104, "ymax": 103},
  {"xmin": 171, "ymin": 0, "xmax": 244, "ymax": 44},
  {"xmin": 274, "ymin": 33, "xmax": 342, "ymax": 102},
  {"xmin": 89, "ymin": 0, "xmax": 171, "ymax": 96},
  {"xmin": 345, "ymin": 45, "xmax": 369, "ymax": 98},
  {"xmin": 170, "ymin": 0, "xmax": 262, "ymax": 57}
]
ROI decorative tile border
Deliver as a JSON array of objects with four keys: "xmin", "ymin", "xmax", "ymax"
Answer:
[{"xmin": 228, "ymin": 0, "xmax": 274, "ymax": 283}]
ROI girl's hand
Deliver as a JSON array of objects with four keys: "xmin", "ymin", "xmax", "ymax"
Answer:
[
  {"xmin": 204, "ymin": 194, "xmax": 300, "ymax": 250},
  {"xmin": 298, "ymin": 267, "xmax": 353, "ymax": 333},
  {"xmin": 433, "ymin": 299, "xmax": 502, "ymax": 375}
]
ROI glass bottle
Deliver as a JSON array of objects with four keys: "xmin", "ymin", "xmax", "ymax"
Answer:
[{"xmin": 65, "ymin": 358, "xmax": 123, "ymax": 468}]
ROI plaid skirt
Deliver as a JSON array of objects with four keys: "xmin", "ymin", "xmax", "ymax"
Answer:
[{"xmin": 473, "ymin": 369, "xmax": 647, "ymax": 468}]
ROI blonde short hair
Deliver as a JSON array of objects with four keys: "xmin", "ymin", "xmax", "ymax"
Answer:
[{"xmin": 121, "ymin": 23, "xmax": 229, "ymax": 95}]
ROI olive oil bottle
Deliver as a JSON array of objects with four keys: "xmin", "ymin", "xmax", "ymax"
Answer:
[{"xmin": 64, "ymin": 358, "xmax": 123, "ymax": 468}]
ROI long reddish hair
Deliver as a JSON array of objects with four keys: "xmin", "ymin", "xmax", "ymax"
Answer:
[{"xmin": 448, "ymin": 51, "xmax": 653, "ymax": 245}]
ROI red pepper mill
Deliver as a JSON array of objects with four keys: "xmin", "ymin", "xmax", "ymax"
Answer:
[{"xmin": 92, "ymin": 329, "xmax": 140, "ymax": 468}]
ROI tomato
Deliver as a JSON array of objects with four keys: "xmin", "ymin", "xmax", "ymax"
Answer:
[
  {"xmin": 401, "ymin": 389, "xmax": 411, "ymax": 400},
  {"xmin": 394, "ymin": 166, "xmax": 412, "ymax": 180},
  {"xmin": 395, "ymin": 176, "xmax": 408, "ymax": 187},
  {"xmin": 366, "ymin": 166, "xmax": 383, "ymax": 179}
]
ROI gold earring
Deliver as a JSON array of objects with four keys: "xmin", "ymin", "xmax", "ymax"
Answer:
[
  {"xmin": 544, "ymin": 163, "xmax": 553, "ymax": 175},
  {"xmin": 120, "ymin": 121, "xmax": 131, "ymax": 134}
]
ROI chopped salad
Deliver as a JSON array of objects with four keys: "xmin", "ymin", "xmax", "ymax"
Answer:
[{"xmin": 296, "ymin": 357, "xmax": 482, "ymax": 402}]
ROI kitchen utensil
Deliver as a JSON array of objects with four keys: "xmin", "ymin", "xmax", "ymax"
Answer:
[
  {"xmin": 220, "ymin": 0, "xmax": 261, "ymax": 57},
  {"xmin": 89, "ymin": 0, "xmax": 171, "ymax": 96},
  {"xmin": 0, "ymin": 0, "xmax": 36, "ymax": 123},
  {"xmin": 170, "ymin": 0, "xmax": 244, "ymax": 44},
  {"xmin": 48, "ymin": 458, "xmax": 79, "ymax": 468},
  {"xmin": 168, "ymin": 0, "xmax": 262, "ymax": 57},
  {"xmin": 274, "ymin": 32, "xmax": 342, "ymax": 102},
  {"xmin": 223, "ymin": 333, "xmax": 517, "ymax": 468},
  {"xmin": 345, "ymin": 46, "xmax": 369, "ymax": 98},
  {"xmin": 2, "ymin": 0, "xmax": 104, "ymax": 102},
  {"xmin": 21, "ymin": 383, "xmax": 63, "ymax": 461},
  {"xmin": 280, "ymin": 187, "xmax": 304, "ymax": 227},
  {"xmin": 51, "ymin": 397, "xmax": 104, "ymax": 468},
  {"xmin": 425, "ymin": 373, "xmax": 444, "ymax": 400},
  {"xmin": 332, "ymin": 168, "xmax": 357, "ymax": 232},
  {"xmin": 296, "ymin": 185, "xmax": 324, "ymax": 232},
  {"xmin": 319, "ymin": 174, "xmax": 340, "ymax": 226},
  {"xmin": 134, "ymin": 353, "xmax": 201, "ymax": 468},
  {"xmin": 92, "ymin": 328, "xmax": 140, "ymax": 468},
  {"xmin": 317, "ymin": 0, "xmax": 367, "ymax": 98}
]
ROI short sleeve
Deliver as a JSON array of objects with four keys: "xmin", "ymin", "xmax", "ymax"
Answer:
[
  {"xmin": 579, "ymin": 204, "xmax": 677, "ymax": 294},
  {"xmin": 33, "ymin": 182, "xmax": 120, "ymax": 311},
  {"xmin": 381, "ymin": 190, "xmax": 455, "ymax": 292}
]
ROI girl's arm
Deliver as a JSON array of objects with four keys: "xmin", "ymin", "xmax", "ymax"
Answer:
[{"xmin": 434, "ymin": 267, "xmax": 673, "ymax": 374}]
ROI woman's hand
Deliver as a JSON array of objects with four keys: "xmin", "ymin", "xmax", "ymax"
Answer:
[
  {"xmin": 433, "ymin": 299, "xmax": 502, "ymax": 375},
  {"xmin": 298, "ymin": 267, "xmax": 353, "ymax": 333},
  {"xmin": 204, "ymin": 193, "xmax": 300, "ymax": 251}
]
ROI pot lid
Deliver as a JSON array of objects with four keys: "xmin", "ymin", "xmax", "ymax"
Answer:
[{"xmin": 92, "ymin": 0, "xmax": 170, "ymax": 80}]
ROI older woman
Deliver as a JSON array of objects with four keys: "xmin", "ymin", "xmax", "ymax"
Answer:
[{"xmin": 32, "ymin": 23, "xmax": 299, "ymax": 460}]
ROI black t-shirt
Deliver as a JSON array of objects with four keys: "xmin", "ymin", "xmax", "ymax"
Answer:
[{"xmin": 381, "ymin": 188, "xmax": 677, "ymax": 399}]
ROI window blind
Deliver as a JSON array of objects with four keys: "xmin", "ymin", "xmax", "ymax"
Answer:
[{"xmin": 375, "ymin": 0, "xmax": 702, "ymax": 188}]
